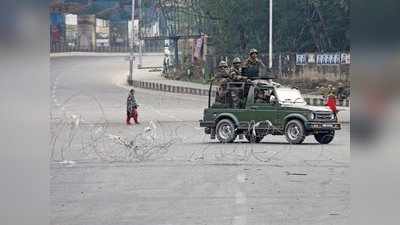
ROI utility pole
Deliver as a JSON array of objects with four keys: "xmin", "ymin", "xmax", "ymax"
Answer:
[
  {"xmin": 173, "ymin": 36, "xmax": 179, "ymax": 67},
  {"xmin": 128, "ymin": 0, "xmax": 135, "ymax": 85},
  {"xmin": 269, "ymin": 0, "xmax": 273, "ymax": 69},
  {"xmin": 138, "ymin": 0, "xmax": 143, "ymax": 68}
]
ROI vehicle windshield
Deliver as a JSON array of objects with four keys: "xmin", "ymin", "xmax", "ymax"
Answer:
[{"xmin": 275, "ymin": 88, "xmax": 306, "ymax": 105}]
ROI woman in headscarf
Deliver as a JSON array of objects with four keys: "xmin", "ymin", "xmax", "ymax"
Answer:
[{"xmin": 126, "ymin": 89, "xmax": 139, "ymax": 125}]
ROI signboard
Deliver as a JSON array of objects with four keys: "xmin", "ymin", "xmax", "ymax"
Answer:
[
  {"xmin": 297, "ymin": 52, "xmax": 351, "ymax": 65},
  {"xmin": 308, "ymin": 53, "xmax": 316, "ymax": 63},
  {"xmin": 316, "ymin": 53, "xmax": 341, "ymax": 65},
  {"xmin": 341, "ymin": 53, "xmax": 351, "ymax": 64},
  {"xmin": 296, "ymin": 54, "xmax": 307, "ymax": 65},
  {"xmin": 164, "ymin": 40, "xmax": 170, "ymax": 47}
]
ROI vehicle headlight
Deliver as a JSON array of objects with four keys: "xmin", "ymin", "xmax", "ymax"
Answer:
[
  {"xmin": 330, "ymin": 113, "xmax": 336, "ymax": 120},
  {"xmin": 309, "ymin": 112, "xmax": 316, "ymax": 120}
]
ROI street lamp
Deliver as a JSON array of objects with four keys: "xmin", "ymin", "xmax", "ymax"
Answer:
[
  {"xmin": 128, "ymin": 0, "xmax": 135, "ymax": 85},
  {"xmin": 269, "ymin": 0, "xmax": 273, "ymax": 69},
  {"xmin": 138, "ymin": 0, "xmax": 143, "ymax": 69}
]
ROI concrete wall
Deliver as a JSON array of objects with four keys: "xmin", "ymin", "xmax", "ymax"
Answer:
[{"xmin": 291, "ymin": 64, "xmax": 350, "ymax": 81}]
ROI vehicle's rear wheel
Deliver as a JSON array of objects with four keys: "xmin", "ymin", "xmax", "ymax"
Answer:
[
  {"xmin": 216, "ymin": 119, "xmax": 237, "ymax": 143},
  {"xmin": 245, "ymin": 133, "xmax": 264, "ymax": 143},
  {"xmin": 314, "ymin": 131, "xmax": 335, "ymax": 144},
  {"xmin": 284, "ymin": 120, "xmax": 306, "ymax": 144}
]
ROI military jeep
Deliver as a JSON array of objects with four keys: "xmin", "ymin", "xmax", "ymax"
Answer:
[{"xmin": 199, "ymin": 79, "xmax": 341, "ymax": 144}]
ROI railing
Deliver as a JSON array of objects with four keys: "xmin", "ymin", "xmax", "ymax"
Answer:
[{"xmin": 50, "ymin": 41, "xmax": 164, "ymax": 53}]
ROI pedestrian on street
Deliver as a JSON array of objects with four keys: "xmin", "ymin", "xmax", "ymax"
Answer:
[
  {"xmin": 126, "ymin": 89, "xmax": 140, "ymax": 125},
  {"xmin": 326, "ymin": 93, "xmax": 338, "ymax": 114},
  {"xmin": 163, "ymin": 53, "xmax": 170, "ymax": 74}
]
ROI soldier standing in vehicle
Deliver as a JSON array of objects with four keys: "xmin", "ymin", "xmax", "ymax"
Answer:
[
  {"xmin": 242, "ymin": 48, "xmax": 266, "ymax": 78},
  {"xmin": 214, "ymin": 60, "xmax": 231, "ymax": 104},
  {"xmin": 229, "ymin": 57, "xmax": 248, "ymax": 108},
  {"xmin": 230, "ymin": 57, "xmax": 247, "ymax": 81}
]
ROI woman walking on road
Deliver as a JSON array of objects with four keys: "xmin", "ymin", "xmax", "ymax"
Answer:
[
  {"xmin": 126, "ymin": 89, "xmax": 140, "ymax": 125},
  {"xmin": 326, "ymin": 93, "xmax": 338, "ymax": 114}
]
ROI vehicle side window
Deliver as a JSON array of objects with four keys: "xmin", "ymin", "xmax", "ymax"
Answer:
[{"xmin": 254, "ymin": 88, "xmax": 275, "ymax": 105}]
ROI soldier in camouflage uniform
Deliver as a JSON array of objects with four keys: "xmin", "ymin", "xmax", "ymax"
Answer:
[
  {"xmin": 214, "ymin": 60, "xmax": 231, "ymax": 104},
  {"xmin": 242, "ymin": 48, "xmax": 266, "ymax": 78},
  {"xmin": 229, "ymin": 57, "xmax": 249, "ymax": 108},
  {"xmin": 229, "ymin": 57, "xmax": 248, "ymax": 81},
  {"xmin": 214, "ymin": 60, "xmax": 230, "ymax": 81}
]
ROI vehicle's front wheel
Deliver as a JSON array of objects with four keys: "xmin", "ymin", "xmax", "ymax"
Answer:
[
  {"xmin": 314, "ymin": 131, "xmax": 335, "ymax": 144},
  {"xmin": 284, "ymin": 120, "xmax": 306, "ymax": 144},
  {"xmin": 216, "ymin": 119, "xmax": 237, "ymax": 143}
]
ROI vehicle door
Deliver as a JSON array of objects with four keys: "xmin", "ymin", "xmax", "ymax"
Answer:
[{"xmin": 248, "ymin": 87, "xmax": 279, "ymax": 129}]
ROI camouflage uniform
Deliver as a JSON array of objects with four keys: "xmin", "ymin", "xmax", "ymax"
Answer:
[
  {"xmin": 229, "ymin": 57, "xmax": 248, "ymax": 108},
  {"xmin": 214, "ymin": 61, "xmax": 231, "ymax": 104},
  {"xmin": 242, "ymin": 49, "xmax": 266, "ymax": 78},
  {"xmin": 228, "ymin": 58, "xmax": 244, "ymax": 81},
  {"xmin": 215, "ymin": 67, "xmax": 231, "ymax": 83}
]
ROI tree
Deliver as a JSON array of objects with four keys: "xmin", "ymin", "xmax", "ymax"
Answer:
[{"xmin": 195, "ymin": 0, "xmax": 349, "ymax": 54}]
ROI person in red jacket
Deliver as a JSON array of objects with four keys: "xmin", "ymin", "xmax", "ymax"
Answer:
[{"xmin": 326, "ymin": 93, "xmax": 338, "ymax": 114}]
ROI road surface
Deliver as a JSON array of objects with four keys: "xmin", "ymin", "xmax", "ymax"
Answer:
[{"xmin": 50, "ymin": 55, "xmax": 349, "ymax": 225}]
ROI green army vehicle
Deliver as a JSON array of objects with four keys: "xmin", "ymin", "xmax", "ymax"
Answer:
[{"xmin": 199, "ymin": 80, "xmax": 341, "ymax": 144}]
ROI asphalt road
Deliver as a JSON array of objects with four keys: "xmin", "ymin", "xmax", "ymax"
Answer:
[{"xmin": 50, "ymin": 55, "xmax": 350, "ymax": 225}]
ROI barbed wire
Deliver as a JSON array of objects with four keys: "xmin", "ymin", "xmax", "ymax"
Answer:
[
  {"xmin": 50, "ymin": 88, "xmax": 334, "ymax": 166},
  {"xmin": 50, "ymin": 91, "xmax": 183, "ymax": 163}
]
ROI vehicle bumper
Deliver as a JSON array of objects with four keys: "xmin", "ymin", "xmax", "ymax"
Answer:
[
  {"xmin": 199, "ymin": 120, "xmax": 215, "ymax": 136},
  {"xmin": 305, "ymin": 122, "xmax": 341, "ymax": 130},
  {"xmin": 199, "ymin": 120, "xmax": 215, "ymax": 128}
]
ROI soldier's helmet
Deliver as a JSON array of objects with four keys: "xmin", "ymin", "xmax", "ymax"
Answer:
[
  {"xmin": 232, "ymin": 57, "xmax": 241, "ymax": 64},
  {"xmin": 249, "ymin": 48, "xmax": 258, "ymax": 55},
  {"xmin": 218, "ymin": 60, "xmax": 228, "ymax": 68}
]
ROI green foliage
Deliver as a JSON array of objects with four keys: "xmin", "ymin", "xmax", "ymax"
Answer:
[{"xmin": 198, "ymin": 0, "xmax": 350, "ymax": 54}]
